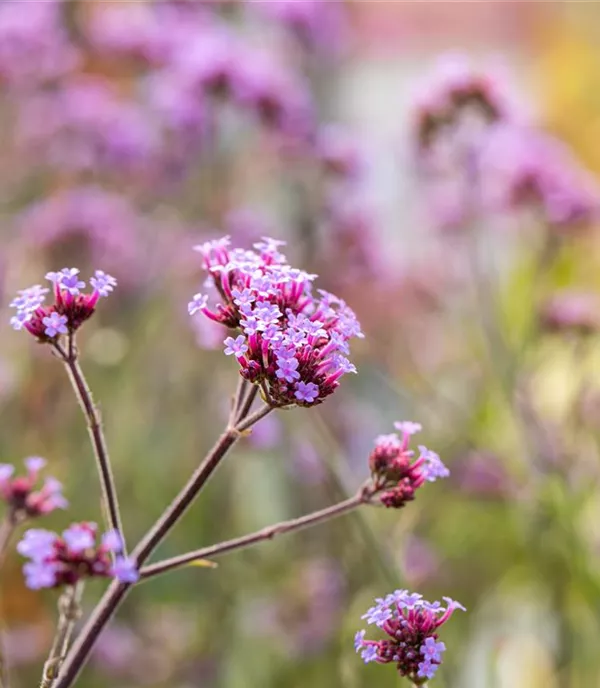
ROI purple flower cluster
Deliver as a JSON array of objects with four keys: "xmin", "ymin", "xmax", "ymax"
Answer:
[
  {"xmin": 412, "ymin": 54, "xmax": 600, "ymax": 233},
  {"xmin": 355, "ymin": 589, "xmax": 465, "ymax": 682},
  {"xmin": 17, "ymin": 77, "xmax": 157, "ymax": 176},
  {"xmin": 369, "ymin": 422, "xmax": 449, "ymax": 508},
  {"xmin": 17, "ymin": 523, "xmax": 138, "ymax": 590},
  {"xmin": 189, "ymin": 236, "xmax": 362, "ymax": 407},
  {"xmin": 251, "ymin": 0, "xmax": 347, "ymax": 56},
  {"xmin": 9, "ymin": 267, "xmax": 116, "ymax": 339},
  {"xmin": 163, "ymin": 28, "xmax": 314, "ymax": 142},
  {"xmin": 539, "ymin": 291, "xmax": 600, "ymax": 335},
  {"xmin": 16, "ymin": 187, "xmax": 141, "ymax": 276},
  {"xmin": 479, "ymin": 125, "xmax": 600, "ymax": 230},
  {"xmin": 0, "ymin": 457, "xmax": 67, "ymax": 520},
  {"xmin": 412, "ymin": 54, "xmax": 517, "ymax": 152},
  {"xmin": 0, "ymin": 0, "xmax": 78, "ymax": 88}
]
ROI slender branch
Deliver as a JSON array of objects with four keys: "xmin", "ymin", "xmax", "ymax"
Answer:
[
  {"xmin": 141, "ymin": 491, "xmax": 366, "ymax": 579},
  {"xmin": 0, "ymin": 513, "xmax": 17, "ymax": 688},
  {"xmin": 229, "ymin": 377, "xmax": 249, "ymax": 424},
  {"xmin": 0, "ymin": 625, "xmax": 10, "ymax": 688},
  {"xmin": 53, "ymin": 340, "xmax": 123, "ymax": 543},
  {"xmin": 0, "ymin": 514, "xmax": 17, "ymax": 570},
  {"xmin": 53, "ymin": 401, "xmax": 273, "ymax": 688},
  {"xmin": 236, "ymin": 403, "xmax": 272, "ymax": 433},
  {"xmin": 40, "ymin": 582, "xmax": 84, "ymax": 688},
  {"xmin": 234, "ymin": 384, "xmax": 258, "ymax": 425}
]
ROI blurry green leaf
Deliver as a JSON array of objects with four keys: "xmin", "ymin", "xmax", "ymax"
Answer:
[{"xmin": 186, "ymin": 558, "xmax": 218, "ymax": 569}]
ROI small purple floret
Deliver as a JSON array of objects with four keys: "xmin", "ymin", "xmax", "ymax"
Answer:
[
  {"xmin": 223, "ymin": 335, "xmax": 248, "ymax": 357},
  {"xmin": 42, "ymin": 312, "xmax": 68, "ymax": 337}
]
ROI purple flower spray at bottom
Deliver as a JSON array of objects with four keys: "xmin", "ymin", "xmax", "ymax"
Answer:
[
  {"xmin": 17, "ymin": 523, "xmax": 139, "ymax": 590},
  {"xmin": 355, "ymin": 589, "xmax": 465, "ymax": 684}
]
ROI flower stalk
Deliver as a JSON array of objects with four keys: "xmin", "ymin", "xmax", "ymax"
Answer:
[
  {"xmin": 141, "ymin": 490, "xmax": 368, "ymax": 580},
  {"xmin": 53, "ymin": 338, "xmax": 123, "ymax": 546},
  {"xmin": 40, "ymin": 581, "xmax": 84, "ymax": 688},
  {"xmin": 52, "ymin": 400, "xmax": 273, "ymax": 688},
  {"xmin": 0, "ymin": 515, "xmax": 17, "ymax": 570}
]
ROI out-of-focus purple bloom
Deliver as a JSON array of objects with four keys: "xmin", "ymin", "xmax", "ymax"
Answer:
[
  {"xmin": 411, "ymin": 53, "xmax": 524, "ymax": 151},
  {"xmin": 316, "ymin": 125, "xmax": 364, "ymax": 181},
  {"xmin": 17, "ymin": 77, "xmax": 158, "ymax": 175},
  {"xmin": 236, "ymin": 53, "xmax": 314, "ymax": 140},
  {"xmin": 110, "ymin": 556, "xmax": 140, "ymax": 584},
  {"xmin": 322, "ymin": 198, "xmax": 385, "ymax": 283},
  {"xmin": 355, "ymin": 589, "xmax": 464, "ymax": 682},
  {"xmin": 171, "ymin": 27, "xmax": 244, "ymax": 100},
  {"xmin": 539, "ymin": 291, "xmax": 600, "ymax": 335},
  {"xmin": 0, "ymin": 0, "xmax": 78, "ymax": 87},
  {"xmin": 0, "ymin": 458, "xmax": 67, "ymax": 519},
  {"xmin": 101, "ymin": 529, "xmax": 124, "ymax": 553},
  {"xmin": 246, "ymin": 558, "xmax": 345, "ymax": 658},
  {"xmin": 289, "ymin": 439, "xmax": 327, "ymax": 485},
  {"xmin": 84, "ymin": 3, "xmax": 183, "ymax": 65},
  {"xmin": 394, "ymin": 421, "xmax": 422, "ymax": 435},
  {"xmin": 479, "ymin": 125, "xmax": 600, "ymax": 230},
  {"xmin": 17, "ymin": 529, "xmax": 58, "ymax": 560},
  {"xmin": 402, "ymin": 536, "xmax": 440, "ymax": 587},
  {"xmin": 16, "ymin": 188, "xmax": 141, "ymax": 277},
  {"xmin": 246, "ymin": 413, "xmax": 282, "ymax": 450},
  {"xmin": 454, "ymin": 450, "xmax": 515, "ymax": 499},
  {"xmin": 17, "ymin": 523, "xmax": 138, "ymax": 589},
  {"xmin": 63, "ymin": 524, "xmax": 96, "ymax": 554},
  {"xmin": 23, "ymin": 560, "xmax": 59, "ymax": 590},
  {"xmin": 249, "ymin": 0, "xmax": 347, "ymax": 56}
]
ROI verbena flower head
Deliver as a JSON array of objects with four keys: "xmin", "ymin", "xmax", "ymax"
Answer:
[
  {"xmin": 412, "ymin": 53, "xmax": 519, "ymax": 152},
  {"xmin": 9, "ymin": 268, "xmax": 117, "ymax": 340},
  {"xmin": 17, "ymin": 523, "xmax": 138, "ymax": 590},
  {"xmin": 17, "ymin": 77, "xmax": 157, "ymax": 175},
  {"xmin": 368, "ymin": 422, "xmax": 449, "ymax": 508},
  {"xmin": 480, "ymin": 125, "xmax": 600, "ymax": 230},
  {"xmin": 189, "ymin": 236, "xmax": 363, "ymax": 407},
  {"xmin": 252, "ymin": 0, "xmax": 347, "ymax": 56},
  {"xmin": 355, "ymin": 590, "xmax": 465, "ymax": 683},
  {"xmin": 0, "ymin": 0, "xmax": 79, "ymax": 87},
  {"xmin": 539, "ymin": 291, "xmax": 600, "ymax": 335},
  {"xmin": 0, "ymin": 457, "xmax": 67, "ymax": 519},
  {"xmin": 316, "ymin": 125, "xmax": 364, "ymax": 181},
  {"xmin": 236, "ymin": 53, "xmax": 314, "ymax": 140}
]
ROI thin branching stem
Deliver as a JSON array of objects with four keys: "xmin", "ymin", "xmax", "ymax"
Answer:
[
  {"xmin": 40, "ymin": 582, "xmax": 84, "ymax": 688},
  {"xmin": 53, "ymin": 394, "xmax": 272, "ymax": 688},
  {"xmin": 140, "ymin": 491, "xmax": 366, "ymax": 579},
  {"xmin": 53, "ymin": 339, "xmax": 123, "ymax": 544},
  {"xmin": 0, "ymin": 515, "xmax": 16, "ymax": 570}
]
